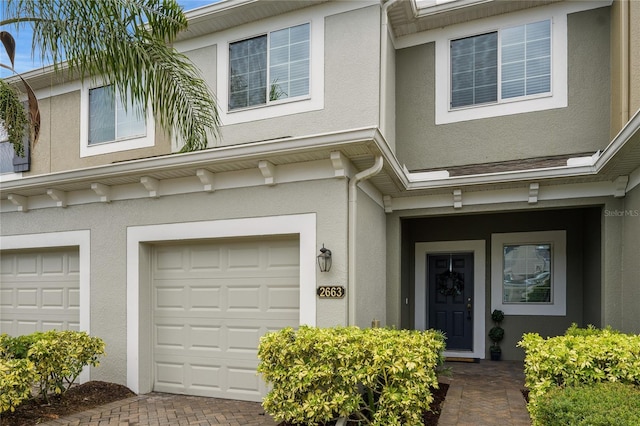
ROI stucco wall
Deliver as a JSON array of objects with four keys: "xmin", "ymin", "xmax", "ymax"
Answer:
[
  {"xmin": 25, "ymin": 90, "xmax": 171, "ymax": 177},
  {"xmin": 0, "ymin": 178, "xmax": 349, "ymax": 386},
  {"xmin": 621, "ymin": 184, "xmax": 640, "ymax": 333},
  {"xmin": 395, "ymin": 207, "xmax": 602, "ymax": 361},
  {"xmin": 354, "ymin": 187, "xmax": 387, "ymax": 328},
  {"xmin": 218, "ymin": 5, "xmax": 381, "ymax": 145},
  {"xmin": 395, "ymin": 7, "xmax": 611, "ymax": 170}
]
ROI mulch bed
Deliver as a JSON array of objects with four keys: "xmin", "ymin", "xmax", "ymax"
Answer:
[{"xmin": 0, "ymin": 381, "xmax": 135, "ymax": 426}]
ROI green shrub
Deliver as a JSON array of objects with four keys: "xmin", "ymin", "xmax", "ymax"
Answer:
[
  {"xmin": 518, "ymin": 324, "xmax": 640, "ymax": 425},
  {"xmin": 0, "ymin": 358, "xmax": 38, "ymax": 413},
  {"xmin": 1, "ymin": 330, "xmax": 106, "ymax": 407},
  {"xmin": 27, "ymin": 330, "xmax": 106, "ymax": 402},
  {"xmin": 0, "ymin": 333, "xmax": 42, "ymax": 359},
  {"xmin": 535, "ymin": 382, "xmax": 640, "ymax": 426},
  {"xmin": 257, "ymin": 326, "xmax": 445, "ymax": 426}
]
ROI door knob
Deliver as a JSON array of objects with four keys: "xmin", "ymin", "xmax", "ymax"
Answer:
[{"xmin": 467, "ymin": 297, "xmax": 472, "ymax": 319}]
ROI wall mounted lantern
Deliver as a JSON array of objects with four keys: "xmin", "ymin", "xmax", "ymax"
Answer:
[{"xmin": 317, "ymin": 244, "xmax": 332, "ymax": 272}]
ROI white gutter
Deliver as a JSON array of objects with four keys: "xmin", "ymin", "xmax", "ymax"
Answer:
[
  {"xmin": 0, "ymin": 127, "xmax": 379, "ymax": 191},
  {"xmin": 348, "ymin": 155, "xmax": 384, "ymax": 326}
]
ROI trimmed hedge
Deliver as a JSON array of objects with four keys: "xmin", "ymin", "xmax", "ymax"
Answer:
[
  {"xmin": 257, "ymin": 326, "xmax": 445, "ymax": 426},
  {"xmin": 518, "ymin": 324, "xmax": 640, "ymax": 425},
  {"xmin": 0, "ymin": 330, "xmax": 106, "ymax": 412},
  {"xmin": 535, "ymin": 381, "xmax": 640, "ymax": 426},
  {"xmin": 0, "ymin": 358, "xmax": 37, "ymax": 413}
]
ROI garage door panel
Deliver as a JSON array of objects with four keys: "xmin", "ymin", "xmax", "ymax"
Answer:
[
  {"xmin": 152, "ymin": 238, "xmax": 299, "ymax": 401},
  {"xmin": 0, "ymin": 249, "xmax": 79, "ymax": 336}
]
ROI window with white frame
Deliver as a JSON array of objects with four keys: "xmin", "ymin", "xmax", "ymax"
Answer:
[
  {"xmin": 88, "ymin": 85, "xmax": 146, "ymax": 145},
  {"xmin": 450, "ymin": 20, "xmax": 551, "ymax": 109},
  {"xmin": 80, "ymin": 83, "xmax": 154, "ymax": 158},
  {"xmin": 491, "ymin": 231, "xmax": 566, "ymax": 316},
  {"xmin": 229, "ymin": 23, "xmax": 310, "ymax": 111},
  {"xmin": 433, "ymin": 8, "xmax": 569, "ymax": 125}
]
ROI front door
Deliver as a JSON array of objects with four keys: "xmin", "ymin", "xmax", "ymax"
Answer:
[{"xmin": 427, "ymin": 253, "xmax": 473, "ymax": 351}]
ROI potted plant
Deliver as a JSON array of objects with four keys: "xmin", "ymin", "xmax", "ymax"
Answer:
[{"xmin": 488, "ymin": 309, "xmax": 505, "ymax": 361}]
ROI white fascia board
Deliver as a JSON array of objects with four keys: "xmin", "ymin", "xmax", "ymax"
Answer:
[
  {"xmin": 395, "ymin": 0, "xmax": 612, "ymax": 49},
  {"xmin": 413, "ymin": 0, "xmax": 493, "ymax": 18},
  {"xmin": 595, "ymin": 108, "xmax": 640, "ymax": 171},
  {"xmin": 0, "ymin": 127, "xmax": 379, "ymax": 194}
]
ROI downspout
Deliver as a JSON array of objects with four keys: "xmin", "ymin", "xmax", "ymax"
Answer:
[{"xmin": 348, "ymin": 155, "xmax": 384, "ymax": 325}]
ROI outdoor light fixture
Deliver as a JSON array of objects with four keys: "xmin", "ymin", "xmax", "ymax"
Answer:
[{"xmin": 317, "ymin": 244, "xmax": 332, "ymax": 272}]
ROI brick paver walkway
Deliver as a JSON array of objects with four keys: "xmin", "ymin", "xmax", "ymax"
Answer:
[
  {"xmin": 40, "ymin": 360, "xmax": 530, "ymax": 425},
  {"xmin": 40, "ymin": 393, "xmax": 278, "ymax": 426},
  {"xmin": 438, "ymin": 360, "xmax": 531, "ymax": 425}
]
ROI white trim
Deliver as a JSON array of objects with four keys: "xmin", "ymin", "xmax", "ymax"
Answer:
[
  {"xmin": 434, "ymin": 9, "xmax": 567, "ymax": 124},
  {"xmin": 214, "ymin": 10, "xmax": 324, "ymax": 125},
  {"xmin": 414, "ymin": 240, "xmax": 485, "ymax": 359},
  {"xmin": 79, "ymin": 83, "xmax": 155, "ymax": 158},
  {"xmin": 0, "ymin": 231, "xmax": 91, "ymax": 381},
  {"xmin": 126, "ymin": 213, "xmax": 317, "ymax": 393},
  {"xmin": 491, "ymin": 230, "xmax": 566, "ymax": 316}
]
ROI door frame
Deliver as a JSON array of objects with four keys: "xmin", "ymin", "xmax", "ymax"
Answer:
[{"xmin": 415, "ymin": 240, "xmax": 486, "ymax": 359}]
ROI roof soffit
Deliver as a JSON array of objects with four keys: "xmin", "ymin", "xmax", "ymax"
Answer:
[{"xmin": 388, "ymin": 0, "xmax": 563, "ymax": 38}]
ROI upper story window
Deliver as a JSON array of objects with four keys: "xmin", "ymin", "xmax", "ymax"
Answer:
[
  {"xmin": 211, "ymin": 12, "xmax": 324, "ymax": 126},
  {"xmin": 89, "ymin": 85, "xmax": 146, "ymax": 145},
  {"xmin": 80, "ymin": 83, "xmax": 154, "ymax": 157},
  {"xmin": 450, "ymin": 20, "xmax": 551, "ymax": 109},
  {"xmin": 229, "ymin": 23, "xmax": 310, "ymax": 111},
  {"xmin": 431, "ymin": 6, "xmax": 569, "ymax": 125}
]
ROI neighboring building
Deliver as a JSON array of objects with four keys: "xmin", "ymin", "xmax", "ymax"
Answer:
[{"xmin": 1, "ymin": 0, "xmax": 638, "ymax": 402}]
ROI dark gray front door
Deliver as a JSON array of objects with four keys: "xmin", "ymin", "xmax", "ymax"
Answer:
[{"xmin": 428, "ymin": 253, "xmax": 473, "ymax": 351}]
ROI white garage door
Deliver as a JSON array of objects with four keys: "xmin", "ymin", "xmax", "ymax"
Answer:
[
  {"xmin": 0, "ymin": 248, "xmax": 80, "ymax": 336},
  {"xmin": 152, "ymin": 237, "xmax": 300, "ymax": 401}
]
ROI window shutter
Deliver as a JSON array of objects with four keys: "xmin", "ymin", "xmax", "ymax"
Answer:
[{"xmin": 12, "ymin": 141, "xmax": 30, "ymax": 172}]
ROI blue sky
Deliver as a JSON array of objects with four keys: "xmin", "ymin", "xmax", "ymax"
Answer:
[{"xmin": 0, "ymin": 0, "xmax": 218, "ymax": 77}]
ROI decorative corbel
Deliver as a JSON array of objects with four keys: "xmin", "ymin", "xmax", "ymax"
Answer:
[
  {"xmin": 46, "ymin": 189, "xmax": 67, "ymax": 208},
  {"xmin": 196, "ymin": 169, "xmax": 216, "ymax": 192},
  {"xmin": 330, "ymin": 151, "xmax": 347, "ymax": 178},
  {"xmin": 91, "ymin": 183, "xmax": 111, "ymax": 203},
  {"xmin": 258, "ymin": 160, "xmax": 276, "ymax": 186},
  {"xmin": 453, "ymin": 189, "xmax": 463, "ymax": 209},
  {"xmin": 140, "ymin": 176, "xmax": 160, "ymax": 198},
  {"xmin": 614, "ymin": 176, "xmax": 629, "ymax": 198},
  {"xmin": 8, "ymin": 194, "xmax": 28, "ymax": 212},
  {"xmin": 528, "ymin": 183, "xmax": 539, "ymax": 204},
  {"xmin": 383, "ymin": 195, "xmax": 393, "ymax": 213}
]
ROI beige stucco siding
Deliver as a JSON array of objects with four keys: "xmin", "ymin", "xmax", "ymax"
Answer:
[
  {"xmin": 219, "ymin": 5, "xmax": 381, "ymax": 145},
  {"xmin": 25, "ymin": 90, "xmax": 171, "ymax": 177},
  {"xmin": 0, "ymin": 178, "xmax": 349, "ymax": 386},
  {"xmin": 621, "ymin": 184, "xmax": 640, "ymax": 333},
  {"xmin": 395, "ymin": 7, "xmax": 611, "ymax": 170}
]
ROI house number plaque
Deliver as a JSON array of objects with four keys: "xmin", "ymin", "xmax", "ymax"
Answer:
[{"xmin": 317, "ymin": 286, "xmax": 345, "ymax": 299}]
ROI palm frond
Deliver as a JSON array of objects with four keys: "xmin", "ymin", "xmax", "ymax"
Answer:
[{"xmin": 1, "ymin": 0, "xmax": 219, "ymax": 152}]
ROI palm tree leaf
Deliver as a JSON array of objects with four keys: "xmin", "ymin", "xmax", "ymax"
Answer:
[
  {"xmin": 17, "ymin": 74, "xmax": 40, "ymax": 145},
  {"xmin": 2, "ymin": 0, "xmax": 219, "ymax": 151},
  {"xmin": 0, "ymin": 31, "xmax": 16, "ymax": 68}
]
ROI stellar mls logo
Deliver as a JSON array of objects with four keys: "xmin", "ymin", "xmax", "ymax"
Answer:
[{"xmin": 603, "ymin": 209, "xmax": 640, "ymax": 217}]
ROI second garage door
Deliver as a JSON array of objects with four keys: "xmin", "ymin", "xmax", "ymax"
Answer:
[
  {"xmin": 0, "ymin": 248, "xmax": 79, "ymax": 336},
  {"xmin": 151, "ymin": 236, "xmax": 300, "ymax": 401}
]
